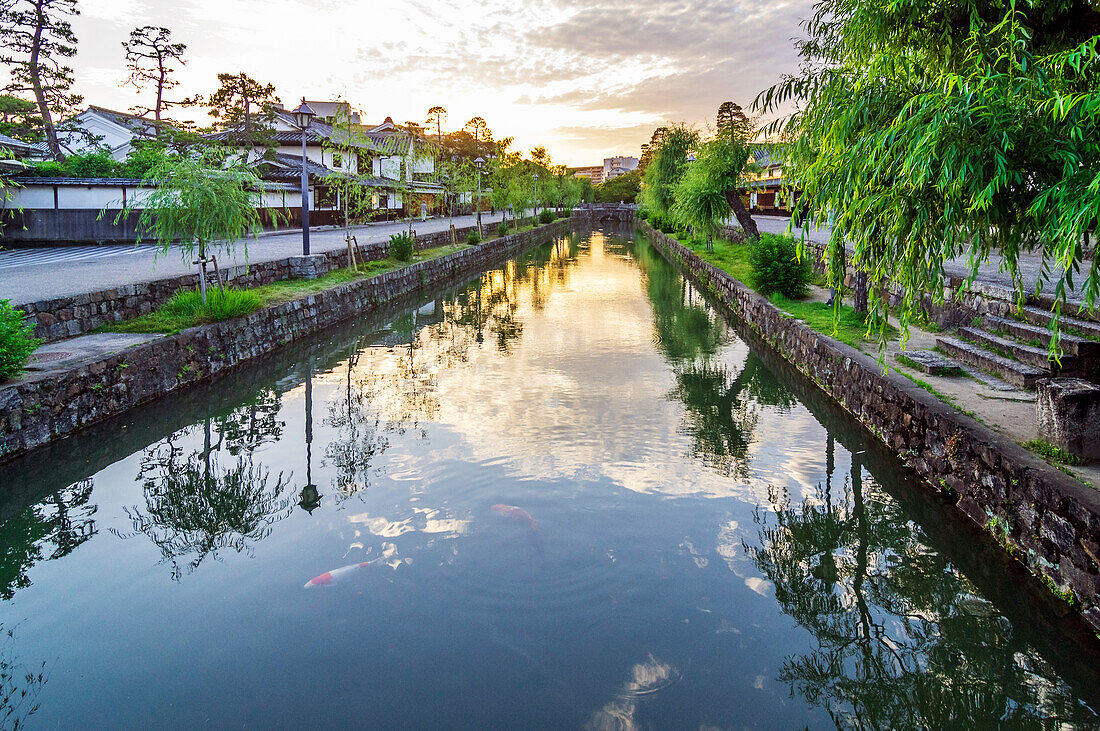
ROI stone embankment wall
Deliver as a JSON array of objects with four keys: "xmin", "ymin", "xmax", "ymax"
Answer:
[
  {"xmin": 0, "ymin": 219, "xmax": 569, "ymax": 463},
  {"xmin": 15, "ymin": 222, "xmax": 483, "ymax": 343},
  {"xmin": 647, "ymin": 219, "xmax": 1100, "ymax": 631}
]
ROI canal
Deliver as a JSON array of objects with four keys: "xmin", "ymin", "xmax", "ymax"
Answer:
[{"xmin": 2, "ymin": 227, "xmax": 1098, "ymax": 728}]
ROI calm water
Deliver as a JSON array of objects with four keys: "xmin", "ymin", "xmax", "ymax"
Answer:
[{"xmin": 2, "ymin": 228, "xmax": 1099, "ymax": 729}]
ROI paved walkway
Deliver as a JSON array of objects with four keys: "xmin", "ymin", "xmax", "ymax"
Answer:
[
  {"xmin": 0, "ymin": 211, "xmax": 511, "ymax": 304},
  {"xmin": 743, "ymin": 216, "xmax": 1098, "ymax": 309}
]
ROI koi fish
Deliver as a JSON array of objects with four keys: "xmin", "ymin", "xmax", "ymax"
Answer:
[
  {"xmin": 492, "ymin": 504, "xmax": 537, "ymax": 529},
  {"xmin": 304, "ymin": 558, "xmax": 381, "ymax": 589}
]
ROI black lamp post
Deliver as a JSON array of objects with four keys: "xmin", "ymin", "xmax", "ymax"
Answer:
[
  {"xmin": 293, "ymin": 99, "xmax": 316, "ymax": 255},
  {"xmin": 474, "ymin": 156, "xmax": 484, "ymax": 236},
  {"xmin": 533, "ymin": 172, "xmax": 539, "ymax": 220}
]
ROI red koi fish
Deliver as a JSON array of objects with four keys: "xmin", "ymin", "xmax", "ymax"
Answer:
[
  {"xmin": 304, "ymin": 557, "xmax": 381, "ymax": 589},
  {"xmin": 492, "ymin": 504, "xmax": 537, "ymax": 529}
]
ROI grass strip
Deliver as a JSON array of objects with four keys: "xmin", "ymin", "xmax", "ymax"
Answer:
[
  {"xmin": 100, "ymin": 242, "xmax": 467, "ymax": 334},
  {"xmin": 669, "ymin": 232, "xmax": 896, "ymax": 347}
]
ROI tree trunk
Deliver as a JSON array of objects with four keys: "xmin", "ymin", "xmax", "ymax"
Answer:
[
  {"xmin": 725, "ymin": 191, "xmax": 759, "ymax": 239},
  {"xmin": 854, "ymin": 271, "xmax": 868, "ymax": 313},
  {"xmin": 29, "ymin": 0, "xmax": 61, "ymax": 160}
]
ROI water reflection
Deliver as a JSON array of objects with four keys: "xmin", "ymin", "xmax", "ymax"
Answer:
[
  {"xmin": 745, "ymin": 437, "xmax": 1098, "ymax": 727},
  {"xmin": 0, "ymin": 480, "xmax": 96, "ymax": 600},
  {"xmin": 115, "ymin": 408, "xmax": 294, "ymax": 580},
  {"xmin": 0, "ymin": 624, "xmax": 47, "ymax": 730}
]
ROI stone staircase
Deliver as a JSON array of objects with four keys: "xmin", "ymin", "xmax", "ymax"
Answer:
[{"xmin": 913, "ymin": 307, "xmax": 1100, "ymax": 389}]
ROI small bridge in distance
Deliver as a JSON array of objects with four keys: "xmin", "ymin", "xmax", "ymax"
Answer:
[{"xmin": 573, "ymin": 203, "xmax": 637, "ymax": 224}]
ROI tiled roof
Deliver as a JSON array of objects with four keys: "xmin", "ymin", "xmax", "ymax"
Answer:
[
  {"xmin": 0, "ymin": 133, "xmax": 38, "ymax": 153},
  {"xmin": 9, "ymin": 175, "xmax": 294, "ymax": 191}
]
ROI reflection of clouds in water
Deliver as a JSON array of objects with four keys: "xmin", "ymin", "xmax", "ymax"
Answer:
[
  {"xmin": 679, "ymin": 539, "xmax": 708, "ymax": 568},
  {"xmin": 584, "ymin": 654, "xmax": 680, "ymax": 731},
  {"xmin": 715, "ymin": 520, "xmax": 772, "ymax": 597},
  {"xmin": 348, "ymin": 506, "xmax": 472, "ymax": 540}
]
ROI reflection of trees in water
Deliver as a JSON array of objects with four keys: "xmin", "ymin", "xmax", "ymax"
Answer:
[
  {"xmin": 634, "ymin": 234, "xmax": 727, "ymax": 362},
  {"xmin": 0, "ymin": 624, "xmax": 47, "ymax": 730},
  {"xmin": 324, "ymin": 344, "xmax": 392, "ymax": 500},
  {"xmin": 0, "ymin": 479, "xmax": 96, "ymax": 601},
  {"xmin": 744, "ymin": 441, "xmax": 1098, "ymax": 728},
  {"xmin": 210, "ymin": 387, "xmax": 284, "ymax": 456},
  {"xmin": 117, "ymin": 394, "xmax": 293, "ymax": 580},
  {"xmin": 636, "ymin": 231, "xmax": 799, "ymax": 478},
  {"xmin": 321, "ymin": 238, "xmax": 582, "ymax": 500},
  {"xmin": 448, "ymin": 236, "xmax": 580, "ymax": 353}
]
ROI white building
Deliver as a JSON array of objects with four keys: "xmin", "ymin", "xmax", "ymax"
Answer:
[
  {"xmin": 55, "ymin": 106, "xmax": 160, "ymax": 160},
  {"xmin": 603, "ymin": 156, "xmax": 639, "ymax": 181}
]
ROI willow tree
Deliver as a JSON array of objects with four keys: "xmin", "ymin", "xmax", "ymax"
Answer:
[
  {"xmin": 758, "ymin": 0, "xmax": 1100, "ymax": 352},
  {"xmin": 672, "ymin": 133, "xmax": 762, "ymax": 250},
  {"xmin": 124, "ymin": 148, "xmax": 267, "ymax": 302},
  {"xmin": 639, "ymin": 124, "xmax": 698, "ymax": 221}
]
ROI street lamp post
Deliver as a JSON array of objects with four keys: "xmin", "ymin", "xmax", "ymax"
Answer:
[
  {"xmin": 293, "ymin": 99, "xmax": 316, "ymax": 255},
  {"xmin": 474, "ymin": 156, "xmax": 484, "ymax": 238},
  {"xmin": 533, "ymin": 172, "xmax": 539, "ymax": 221}
]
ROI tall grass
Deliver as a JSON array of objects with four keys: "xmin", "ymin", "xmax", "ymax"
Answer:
[{"xmin": 109, "ymin": 287, "xmax": 262, "ymax": 334}]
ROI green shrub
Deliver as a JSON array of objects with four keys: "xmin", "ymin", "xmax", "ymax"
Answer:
[
  {"xmin": 389, "ymin": 231, "xmax": 414, "ymax": 261},
  {"xmin": 0, "ymin": 300, "xmax": 42, "ymax": 381},
  {"xmin": 467, "ymin": 230, "xmax": 482, "ymax": 245},
  {"xmin": 637, "ymin": 208, "xmax": 650, "ymax": 220},
  {"xmin": 161, "ymin": 287, "xmax": 262, "ymax": 322},
  {"xmin": 539, "ymin": 209, "xmax": 554, "ymax": 224},
  {"xmin": 496, "ymin": 221, "xmax": 511, "ymax": 237},
  {"xmin": 749, "ymin": 234, "xmax": 812, "ymax": 299}
]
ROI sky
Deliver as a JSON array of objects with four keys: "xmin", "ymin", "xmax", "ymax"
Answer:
[{"xmin": 55, "ymin": 0, "xmax": 810, "ymax": 167}]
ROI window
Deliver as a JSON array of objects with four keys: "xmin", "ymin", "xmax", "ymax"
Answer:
[{"xmin": 332, "ymin": 153, "xmax": 343, "ymax": 169}]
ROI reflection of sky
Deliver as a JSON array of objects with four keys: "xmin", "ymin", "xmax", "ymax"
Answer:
[{"xmin": 310, "ymin": 231, "xmax": 832, "ymax": 503}]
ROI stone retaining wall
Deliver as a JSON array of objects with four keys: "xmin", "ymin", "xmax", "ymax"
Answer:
[
  {"xmin": 646, "ymin": 219, "xmax": 1100, "ymax": 631},
  {"xmin": 0, "ymin": 219, "xmax": 570, "ymax": 463},
  {"xmin": 15, "ymin": 222, "xmax": 484, "ymax": 343}
]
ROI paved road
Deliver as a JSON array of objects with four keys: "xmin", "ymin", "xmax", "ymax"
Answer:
[
  {"xmin": 0, "ymin": 211, "xmax": 512, "ymax": 304},
  {"xmin": 741, "ymin": 215, "xmax": 1098, "ymax": 308}
]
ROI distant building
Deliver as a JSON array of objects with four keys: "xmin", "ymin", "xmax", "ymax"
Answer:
[
  {"xmin": 56, "ymin": 106, "xmax": 160, "ymax": 160},
  {"xmin": 603, "ymin": 156, "xmax": 638, "ymax": 181},
  {"xmin": 569, "ymin": 165, "xmax": 603, "ymax": 185},
  {"xmin": 744, "ymin": 145, "xmax": 798, "ymax": 215}
]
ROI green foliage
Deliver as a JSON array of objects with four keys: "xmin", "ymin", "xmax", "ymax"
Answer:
[
  {"xmin": 28, "ymin": 151, "xmax": 122, "ymax": 178},
  {"xmin": 389, "ymin": 231, "xmax": 414, "ymax": 261},
  {"xmin": 107, "ymin": 287, "xmax": 262, "ymax": 332},
  {"xmin": 1023, "ymin": 439, "xmax": 1083, "ymax": 465},
  {"xmin": 593, "ymin": 169, "xmax": 641, "ymax": 203},
  {"xmin": 539, "ymin": 209, "xmax": 554, "ymax": 224},
  {"xmin": 0, "ymin": 94, "xmax": 43, "ymax": 141},
  {"xmin": 322, "ymin": 103, "xmax": 378, "ymax": 229},
  {"xmin": 467, "ymin": 230, "xmax": 482, "ymax": 245},
  {"xmin": 206, "ymin": 72, "xmax": 279, "ymax": 148},
  {"xmin": 758, "ymin": 0, "xmax": 1100, "ymax": 357},
  {"xmin": 639, "ymin": 124, "xmax": 698, "ymax": 219},
  {"xmin": 750, "ymin": 234, "xmax": 812, "ymax": 299},
  {"xmin": 0, "ymin": 299, "xmax": 41, "ymax": 381},
  {"xmin": 496, "ymin": 221, "xmax": 511, "ymax": 237},
  {"xmin": 122, "ymin": 142, "xmax": 171, "ymax": 178},
  {"xmin": 122, "ymin": 147, "xmax": 266, "ymax": 262}
]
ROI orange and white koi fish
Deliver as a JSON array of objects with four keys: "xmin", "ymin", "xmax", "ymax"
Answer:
[
  {"xmin": 304, "ymin": 558, "xmax": 381, "ymax": 589},
  {"xmin": 492, "ymin": 504, "xmax": 537, "ymax": 529}
]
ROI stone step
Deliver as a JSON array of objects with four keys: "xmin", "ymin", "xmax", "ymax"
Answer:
[
  {"xmin": 958, "ymin": 326, "xmax": 1080, "ymax": 371},
  {"xmin": 1018, "ymin": 305, "xmax": 1100, "ymax": 341},
  {"xmin": 896, "ymin": 349, "xmax": 966, "ymax": 376},
  {"xmin": 936, "ymin": 335, "xmax": 1047, "ymax": 389},
  {"xmin": 982, "ymin": 315, "xmax": 1100, "ymax": 358}
]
